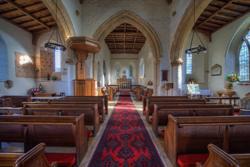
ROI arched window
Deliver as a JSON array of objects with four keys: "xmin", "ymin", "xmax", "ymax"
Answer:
[
  {"xmin": 54, "ymin": 49, "xmax": 62, "ymax": 72},
  {"xmin": 239, "ymin": 30, "xmax": 250, "ymax": 81},
  {"xmin": 128, "ymin": 65, "xmax": 133, "ymax": 77},
  {"xmin": 185, "ymin": 53, "xmax": 192, "ymax": 75},
  {"xmin": 139, "ymin": 58, "xmax": 145, "ymax": 78},
  {"xmin": 0, "ymin": 36, "xmax": 8, "ymax": 81}
]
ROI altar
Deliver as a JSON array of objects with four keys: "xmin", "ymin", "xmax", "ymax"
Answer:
[{"xmin": 117, "ymin": 76, "xmax": 132, "ymax": 89}]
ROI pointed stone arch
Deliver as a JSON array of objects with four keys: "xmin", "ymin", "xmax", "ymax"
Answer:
[
  {"xmin": 93, "ymin": 10, "xmax": 162, "ymax": 61},
  {"xmin": 170, "ymin": 0, "xmax": 213, "ymax": 63},
  {"xmin": 41, "ymin": 0, "xmax": 75, "ymax": 40}
]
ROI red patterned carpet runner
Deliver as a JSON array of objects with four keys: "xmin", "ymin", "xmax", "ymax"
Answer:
[{"xmin": 88, "ymin": 94, "xmax": 164, "ymax": 167}]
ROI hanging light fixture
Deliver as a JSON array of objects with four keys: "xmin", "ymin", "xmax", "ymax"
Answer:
[
  {"xmin": 185, "ymin": 0, "xmax": 207, "ymax": 55},
  {"xmin": 44, "ymin": 0, "xmax": 66, "ymax": 51}
]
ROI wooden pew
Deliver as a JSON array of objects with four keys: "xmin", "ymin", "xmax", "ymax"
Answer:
[
  {"xmin": 143, "ymin": 96, "xmax": 188, "ymax": 113},
  {"xmin": 0, "ymin": 114, "xmax": 87, "ymax": 166},
  {"xmin": 232, "ymin": 154, "xmax": 250, "ymax": 167},
  {"xmin": 24, "ymin": 107, "xmax": 99, "ymax": 135},
  {"xmin": 15, "ymin": 143, "xmax": 55, "ymax": 167},
  {"xmin": 0, "ymin": 143, "xmax": 56, "ymax": 167},
  {"xmin": 0, "ymin": 153, "xmax": 22, "ymax": 167},
  {"xmin": 62, "ymin": 96, "xmax": 108, "ymax": 114},
  {"xmin": 0, "ymin": 107, "xmax": 23, "ymax": 115},
  {"xmin": 48, "ymin": 97, "xmax": 106, "ymax": 119},
  {"xmin": 198, "ymin": 144, "xmax": 250, "ymax": 167},
  {"xmin": 0, "ymin": 96, "xmax": 30, "ymax": 107},
  {"xmin": 23, "ymin": 102, "xmax": 102, "ymax": 124},
  {"xmin": 164, "ymin": 115, "xmax": 250, "ymax": 167},
  {"xmin": 146, "ymin": 99, "xmax": 206, "ymax": 123},
  {"xmin": 197, "ymin": 144, "xmax": 240, "ymax": 167},
  {"xmin": 152, "ymin": 104, "xmax": 233, "ymax": 136}
]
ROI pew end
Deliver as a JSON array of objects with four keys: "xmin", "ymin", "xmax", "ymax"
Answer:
[
  {"xmin": 15, "ymin": 143, "xmax": 56, "ymax": 167},
  {"xmin": 201, "ymin": 144, "xmax": 240, "ymax": 167}
]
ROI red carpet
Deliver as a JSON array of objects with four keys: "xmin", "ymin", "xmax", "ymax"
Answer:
[
  {"xmin": 119, "ymin": 89, "xmax": 131, "ymax": 96},
  {"xmin": 88, "ymin": 94, "xmax": 164, "ymax": 167}
]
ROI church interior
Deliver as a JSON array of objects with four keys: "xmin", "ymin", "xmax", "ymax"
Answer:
[{"xmin": 0, "ymin": 0, "xmax": 250, "ymax": 166}]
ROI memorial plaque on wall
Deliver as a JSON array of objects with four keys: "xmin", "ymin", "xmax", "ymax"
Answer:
[{"xmin": 15, "ymin": 52, "xmax": 35, "ymax": 78}]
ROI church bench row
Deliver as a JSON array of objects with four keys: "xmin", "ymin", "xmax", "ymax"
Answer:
[
  {"xmin": 22, "ymin": 103, "xmax": 100, "ymax": 135},
  {"xmin": 143, "ymin": 95, "xmax": 188, "ymax": 113},
  {"xmin": 0, "ymin": 96, "xmax": 30, "ymax": 108},
  {"xmin": 199, "ymin": 144, "xmax": 250, "ymax": 167},
  {"xmin": 0, "ymin": 143, "xmax": 57, "ymax": 167},
  {"xmin": 0, "ymin": 114, "xmax": 87, "ymax": 166},
  {"xmin": 152, "ymin": 104, "xmax": 233, "ymax": 136},
  {"xmin": 61, "ymin": 96, "xmax": 108, "ymax": 114},
  {"xmin": 164, "ymin": 115, "xmax": 250, "ymax": 167},
  {"xmin": 145, "ymin": 99, "xmax": 206, "ymax": 123},
  {"xmin": 24, "ymin": 107, "xmax": 100, "ymax": 136},
  {"xmin": 23, "ymin": 101, "xmax": 104, "ymax": 123}
]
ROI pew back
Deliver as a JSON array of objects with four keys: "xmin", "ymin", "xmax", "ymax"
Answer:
[
  {"xmin": 24, "ymin": 107, "xmax": 99, "ymax": 135},
  {"xmin": 152, "ymin": 106, "xmax": 233, "ymax": 136},
  {"xmin": 146, "ymin": 99, "xmax": 206, "ymax": 122},
  {"xmin": 164, "ymin": 115, "xmax": 250, "ymax": 167},
  {"xmin": 0, "ymin": 115, "xmax": 86, "ymax": 165}
]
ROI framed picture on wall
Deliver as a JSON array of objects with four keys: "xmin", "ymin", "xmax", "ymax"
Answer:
[{"xmin": 211, "ymin": 64, "xmax": 222, "ymax": 76}]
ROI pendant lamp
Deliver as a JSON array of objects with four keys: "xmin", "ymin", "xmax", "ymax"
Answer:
[{"xmin": 44, "ymin": 0, "xmax": 66, "ymax": 51}]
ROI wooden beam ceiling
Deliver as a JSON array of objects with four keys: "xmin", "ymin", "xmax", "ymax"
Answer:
[
  {"xmin": 195, "ymin": 0, "xmax": 250, "ymax": 34},
  {"xmin": 105, "ymin": 23, "xmax": 146, "ymax": 54},
  {"xmin": 0, "ymin": 0, "xmax": 56, "ymax": 34}
]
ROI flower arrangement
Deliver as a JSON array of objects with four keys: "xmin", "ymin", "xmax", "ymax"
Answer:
[
  {"xmin": 225, "ymin": 73, "xmax": 239, "ymax": 90},
  {"xmin": 226, "ymin": 73, "xmax": 239, "ymax": 83}
]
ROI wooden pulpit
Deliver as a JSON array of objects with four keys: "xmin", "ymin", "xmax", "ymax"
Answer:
[{"xmin": 67, "ymin": 36, "xmax": 100, "ymax": 96}]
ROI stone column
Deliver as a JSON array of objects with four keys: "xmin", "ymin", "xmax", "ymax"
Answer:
[{"xmin": 171, "ymin": 58, "xmax": 183, "ymax": 95}]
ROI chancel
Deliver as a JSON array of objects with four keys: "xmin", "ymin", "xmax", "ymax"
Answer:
[{"xmin": 0, "ymin": 0, "xmax": 250, "ymax": 167}]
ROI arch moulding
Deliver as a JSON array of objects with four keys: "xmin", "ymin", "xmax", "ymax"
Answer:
[
  {"xmin": 41, "ymin": 0, "xmax": 75, "ymax": 40},
  {"xmin": 170, "ymin": 0, "xmax": 213, "ymax": 63},
  {"xmin": 93, "ymin": 10, "xmax": 162, "ymax": 61}
]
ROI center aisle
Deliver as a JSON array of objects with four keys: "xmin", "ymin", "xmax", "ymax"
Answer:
[{"xmin": 88, "ymin": 93, "xmax": 164, "ymax": 167}]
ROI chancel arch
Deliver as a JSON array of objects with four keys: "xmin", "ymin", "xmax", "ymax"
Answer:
[{"xmin": 93, "ymin": 10, "xmax": 162, "ymax": 92}]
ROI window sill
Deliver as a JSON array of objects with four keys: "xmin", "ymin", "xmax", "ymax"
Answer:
[{"xmin": 237, "ymin": 82, "xmax": 250, "ymax": 86}]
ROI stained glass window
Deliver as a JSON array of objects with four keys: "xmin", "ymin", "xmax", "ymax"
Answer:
[{"xmin": 239, "ymin": 31, "xmax": 250, "ymax": 81}]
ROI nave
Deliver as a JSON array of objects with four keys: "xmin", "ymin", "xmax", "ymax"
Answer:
[{"xmin": 0, "ymin": 0, "xmax": 250, "ymax": 166}]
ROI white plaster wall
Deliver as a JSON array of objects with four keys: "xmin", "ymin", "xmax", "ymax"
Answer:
[
  {"xmin": 0, "ymin": 19, "xmax": 35, "ymax": 95},
  {"xmin": 168, "ymin": 0, "xmax": 190, "ymax": 48},
  {"xmin": 138, "ymin": 41, "xmax": 155, "ymax": 87},
  {"xmin": 208, "ymin": 13, "xmax": 250, "ymax": 98},
  {"xmin": 94, "ymin": 41, "xmax": 111, "ymax": 86},
  {"xmin": 110, "ymin": 57, "xmax": 138, "ymax": 84}
]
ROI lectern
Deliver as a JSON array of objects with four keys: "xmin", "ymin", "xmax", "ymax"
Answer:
[{"xmin": 67, "ymin": 37, "xmax": 100, "ymax": 96}]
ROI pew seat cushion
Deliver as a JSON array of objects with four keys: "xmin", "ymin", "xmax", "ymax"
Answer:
[
  {"xmin": 46, "ymin": 153, "xmax": 75, "ymax": 167},
  {"xmin": 177, "ymin": 154, "xmax": 208, "ymax": 167}
]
